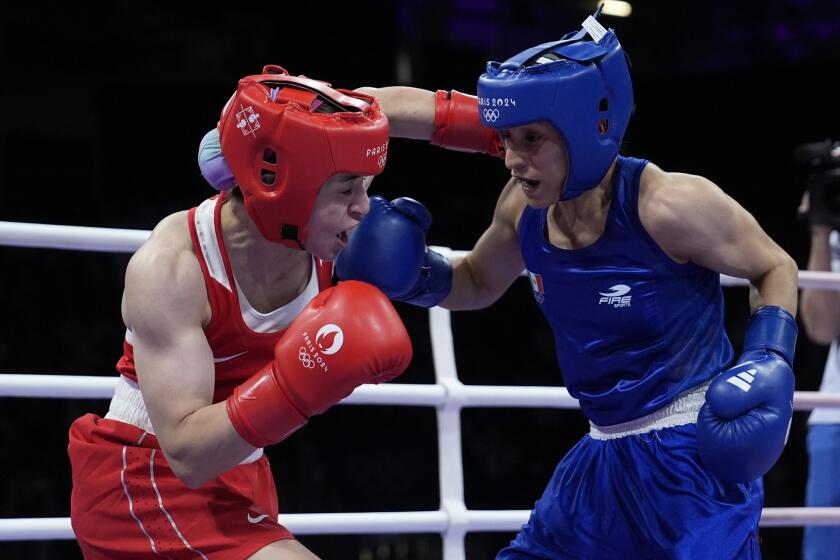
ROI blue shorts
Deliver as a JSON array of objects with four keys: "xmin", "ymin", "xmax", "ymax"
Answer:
[
  {"xmin": 498, "ymin": 423, "xmax": 763, "ymax": 559},
  {"xmin": 803, "ymin": 423, "xmax": 840, "ymax": 560}
]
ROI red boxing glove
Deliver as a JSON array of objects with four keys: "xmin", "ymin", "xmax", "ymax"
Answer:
[
  {"xmin": 226, "ymin": 281, "xmax": 412, "ymax": 448},
  {"xmin": 430, "ymin": 90, "xmax": 504, "ymax": 158}
]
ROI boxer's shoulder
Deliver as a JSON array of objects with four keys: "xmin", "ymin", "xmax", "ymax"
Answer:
[
  {"xmin": 124, "ymin": 210, "xmax": 207, "ymax": 327},
  {"xmin": 137, "ymin": 210, "xmax": 194, "ymax": 258},
  {"xmin": 638, "ymin": 166, "xmax": 727, "ymax": 262}
]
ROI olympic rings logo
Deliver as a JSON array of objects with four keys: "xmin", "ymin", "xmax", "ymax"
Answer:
[
  {"xmin": 298, "ymin": 347, "xmax": 316, "ymax": 368},
  {"xmin": 483, "ymin": 108, "xmax": 500, "ymax": 122},
  {"xmin": 377, "ymin": 154, "xmax": 387, "ymax": 168}
]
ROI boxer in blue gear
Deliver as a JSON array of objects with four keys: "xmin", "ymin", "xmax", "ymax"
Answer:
[{"xmin": 342, "ymin": 9, "xmax": 799, "ymax": 558}]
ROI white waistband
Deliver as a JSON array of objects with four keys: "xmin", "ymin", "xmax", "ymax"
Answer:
[
  {"xmin": 588, "ymin": 380, "xmax": 711, "ymax": 440},
  {"xmin": 105, "ymin": 376, "xmax": 156, "ymax": 433},
  {"xmin": 105, "ymin": 376, "xmax": 263, "ymax": 464}
]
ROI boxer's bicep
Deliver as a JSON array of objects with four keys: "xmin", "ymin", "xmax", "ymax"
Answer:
[{"xmin": 123, "ymin": 246, "xmax": 217, "ymax": 453}]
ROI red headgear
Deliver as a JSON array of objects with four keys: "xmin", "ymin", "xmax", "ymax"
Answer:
[{"xmin": 218, "ymin": 65, "xmax": 390, "ymax": 247}]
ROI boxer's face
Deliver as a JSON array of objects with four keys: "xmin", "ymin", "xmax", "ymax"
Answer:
[
  {"xmin": 303, "ymin": 174, "xmax": 373, "ymax": 260},
  {"xmin": 500, "ymin": 121, "xmax": 568, "ymax": 208}
]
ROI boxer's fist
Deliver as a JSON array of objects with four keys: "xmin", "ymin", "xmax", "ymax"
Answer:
[
  {"xmin": 336, "ymin": 196, "xmax": 452, "ymax": 307},
  {"xmin": 431, "ymin": 90, "xmax": 504, "ymax": 157},
  {"xmin": 696, "ymin": 306, "xmax": 797, "ymax": 482},
  {"xmin": 226, "ymin": 281, "xmax": 412, "ymax": 447}
]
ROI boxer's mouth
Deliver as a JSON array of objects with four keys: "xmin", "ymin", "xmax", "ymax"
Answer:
[{"xmin": 515, "ymin": 176, "xmax": 540, "ymax": 193}]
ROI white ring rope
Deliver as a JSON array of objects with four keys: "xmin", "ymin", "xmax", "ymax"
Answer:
[
  {"xmin": 1, "ymin": 374, "xmax": 839, "ymax": 411},
  {"xmin": 4, "ymin": 221, "xmax": 840, "ymax": 555},
  {"xmin": 0, "ymin": 221, "xmax": 149, "ymax": 253},
  {"xmin": 4, "ymin": 220, "xmax": 840, "ymax": 288},
  {"xmin": 5, "ymin": 508, "xmax": 840, "ymax": 541}
]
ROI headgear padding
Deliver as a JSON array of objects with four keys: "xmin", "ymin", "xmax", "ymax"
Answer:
[
  {"xmin": 205, "ymin": 65, "xmax": 390, "ymax": 248},
  {"xmin": 477, "ymin": 12, "xmax": 633, "ymax": 200}
]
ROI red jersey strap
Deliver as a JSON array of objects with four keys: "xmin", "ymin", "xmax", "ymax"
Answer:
[{"xmin": 315, "ymin": 259, "xmax": 334, "ymax": 291}]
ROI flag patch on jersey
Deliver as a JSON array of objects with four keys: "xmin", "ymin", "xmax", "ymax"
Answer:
[{"xmin": 528, "ymin": 271, "xmax": 545, "ymax": 303}]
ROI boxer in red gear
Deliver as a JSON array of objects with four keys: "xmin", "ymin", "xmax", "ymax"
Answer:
[{"xmin": 68, "ymin": 66, "xmax": 412, "ymax": 560}]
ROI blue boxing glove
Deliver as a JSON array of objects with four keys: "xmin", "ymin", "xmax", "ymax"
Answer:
[
  {"xmin": 336, "ymin": 196, "xmax": 452, "ymax": 307},
  {"xmin": 696, "ymin": 306, "xmax": 797, "ymax": 483}
]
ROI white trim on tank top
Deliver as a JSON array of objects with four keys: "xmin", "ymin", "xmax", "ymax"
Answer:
[{"xmin": 194, "ymin": 197, "xmax": 319, "ymax": 333}]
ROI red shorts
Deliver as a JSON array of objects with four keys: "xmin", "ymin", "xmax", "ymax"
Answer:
[{"xmin": 68, "ymin": 414, "xmax": 294, "ymax": 559}]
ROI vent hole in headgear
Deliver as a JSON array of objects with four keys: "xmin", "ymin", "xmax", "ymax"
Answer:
[
  {"xmin": 264, "ymin": 81, "xmax": 366, "ymax": 114},
  {"xmin": 263, "ymin": 148, "xmax": 277, "ymax": 164},
  {"xmin": 311, "ymin": 94, "xmax": 361, "ymax": 114},
  {"xmin": 598, "ymin": 98, "xmax": 609, "ymax": 135},
  {"xmin": 529, "ymin": 52, "xmax": 563, "ymax": 66},
  {"xmin": 261, "ymin": 169, "xmax": 276, "ymax": 186}
]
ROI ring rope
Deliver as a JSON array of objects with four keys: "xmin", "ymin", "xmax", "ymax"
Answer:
[
  {"xmin": 2, "ymin": 374, "xmax": 840, "ymax": 411},
  {"xmin": 4, "ymin": 221, "xmax": 840, "ymax": 558},
  {"xmin": 3, "ymin": 220, "xmax": 840, "ymax": 288},
  {"xmin": 6, "ymin": 508, "xmax": 840, "ymax": 541}
]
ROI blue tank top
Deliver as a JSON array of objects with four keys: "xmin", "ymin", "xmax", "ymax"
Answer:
[{"xmin": 519, "ymin": 156, "xmax": 733, "ymax": 425}]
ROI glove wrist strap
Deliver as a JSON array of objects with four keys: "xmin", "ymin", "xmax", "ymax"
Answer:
[
  {"xmin": 226, "ymin": 365, "xmax": 307, "ymax": 448},
  {"xmin": 399, "ymin": 249, "xmax": 453, "ymax": 308},
  {"xmin": 743, "ymin": 305, "xmax": 798, "ymax": 366}
]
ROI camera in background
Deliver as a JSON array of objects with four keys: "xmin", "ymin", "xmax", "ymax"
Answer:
[{"xmin": 796, "ymin": 140, "xmax": 840, "ymax": 229}]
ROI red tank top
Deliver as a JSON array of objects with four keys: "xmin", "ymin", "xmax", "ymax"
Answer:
[{"xmin": 116, "ymin": 194, "xmax": 334, "ymax": 402}]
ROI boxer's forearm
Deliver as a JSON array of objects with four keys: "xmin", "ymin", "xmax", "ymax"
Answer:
[
  {"xmin": 158, "ymin": 401, "xmax": 258, "ymax": 489},
  {"xmin": 355, "ymin": 86, "xmax": 436, "ymax": 139},
  {"xmin": 748, "ymin": 255, "xmax": 799, "ymax": 316}
]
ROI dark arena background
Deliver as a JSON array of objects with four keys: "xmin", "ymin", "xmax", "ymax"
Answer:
[{"xmin": 3, "ymin": 1, "xmax": 840, "ymax": 558}]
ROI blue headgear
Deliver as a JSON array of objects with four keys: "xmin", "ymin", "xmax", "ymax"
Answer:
[{"xmin": 477, "ymin": 11, "xmax": 633, "ymax": 200}]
